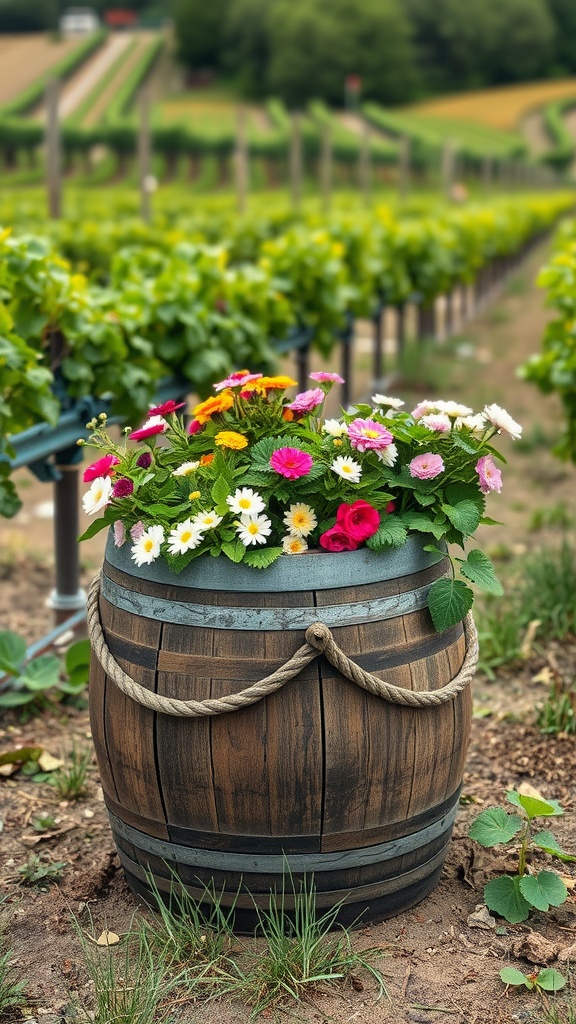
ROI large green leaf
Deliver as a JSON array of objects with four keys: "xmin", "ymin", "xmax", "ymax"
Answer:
[
  {"xmin": 243, "ymin": 546, "xmax": 283, "ymax": 569},
  {"xmin": 441, "ymin": 499, "xmax": 482, "ymax": 535},
  {"xmin": 484, "ymin": 875, "xmax": 531, "ymax": 923},
  {"xmin": 535, "ymin": 969, "xmax": 567, "ymax": 992},
  {"xmin": 366, "ymin": 517, "xmax": 408, "ymax": 551},
  {"xmin": 519, "ymin": 871, "xmax": 567, "ymax": 911},
  {"xmin": 506, "ymin": 791, "xmax": 563, "ymax": 819},
  {"xmin": 459, "ymin": 549, "xmax": 503, "ymax": 595},
  {"xmin": 469, "ymin": 807, "xmax": 523, "ymax": 847},
  {"xmin": 427, "ymin": 577, "xmax": 474, "ymax": 632},
  {"xmin": 499, "ymin": 967, "xmax": 532, "ymax": 988},
  {"xmin": 533, "ymin": 830, "xmax": 576, "ymax": 862},
  {"xmin": 0, "ymin": 630, "xmax": 26, "ymax": 674},
  {"xmin": 20, "ymin": 655, "xmax": 61, "ymax": 692}
]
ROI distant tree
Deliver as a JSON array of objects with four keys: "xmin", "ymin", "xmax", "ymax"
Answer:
[
  {"xmin": 266, "ymin": 0, "xmax": 417, "ymax": 107},
  {"xmin": 221, "ymin": 0, "xmax": 273, "ymax": 96},
  {"xmin": 173, "ymin": 0, "xmax": 229, "ymax": 72},
  {"xmin": 545, "ymin": 0, "xmax": 576, "ymax": 73},
  {"xmin": 0, "ymin": 0, "xmax": 57, "ymax": 31}
]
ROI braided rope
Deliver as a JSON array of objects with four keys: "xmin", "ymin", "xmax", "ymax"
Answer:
[{"xmin": 87, "ymin": 571, "xmax": 478, "ymax": 718}]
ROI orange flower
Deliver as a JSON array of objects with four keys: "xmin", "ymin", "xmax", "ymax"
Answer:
[
  {"xmin": 244, "ymin": 375, "xmax": 297, "ymax": 393},
  {"xmin": 200, "ymin": 453, "xmax": 214, "ymax": 466},
  {"xmin": 282, "ymin": 409, "xmax": 294, "ymax": 422},
  {"xmin": 192, "ymin": 391, "xmax": 234, "ymax": 424},
  {"xmin": 214, "ymin": 431, "xmax": 248, "ymax": 450}
]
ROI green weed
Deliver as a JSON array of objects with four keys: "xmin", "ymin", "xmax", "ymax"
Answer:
[
  {"xmin": 18, "ymin": 854, "xmax": 67, "ymax": 888},
  {"xmin": 54, "ymin": 747, "xmax": 91, "ymax": 801},
  {"xmin": 529, "ymin": 503, "xmax": 574, "ymax": 532},
  {"xmin": 519, "ymin": 541, "xmax": 576, "ymax": 640}
]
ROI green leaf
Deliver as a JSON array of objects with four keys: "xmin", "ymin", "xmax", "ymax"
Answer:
[
  {"xmin": 533, "ymin": 830, "xmax": 576, "ymax": 862},
  {"xmin": 400, "ymin": 511, "xmax": 447, "ymax": 539},
  {"xmin": 242, "ymin": 546, "xmax": 284, "ymax": 569},
  {"xmin": 441, "ymin": 499, "xmax": 482, "ymax": 535},
  {"xmin": 469, "ymin": 807, "xmax": 523, "ymax": 847},
  {"xmin": 519, "ymin": 871, "xmax": 567, "ymax": 911},
  {"xmin": 366, "ymin": 517, "xmax": 408, "ymax": 551},
  {"xmin": 535, "ymin": 969, "xmax": 566, "ymax": 992},
  {"xmin": 499, "ymin": 967, "xmax": 532, "ymax": 988},
  {"xmin": 78, "ymin": 514, "xmax": 116, "ymax": 542},
  {"xmin": 506, "ymin": 791, "xmax": 563, "ymax": 820},
  {"xmin": 0, "ymin": 691, "xmax": 38, "ymax": 707},
  {"xmin": 484, "ymin": 875, "xmax": 531, "ymax": 923},
  {"xmin": 211, "ymin": 474, "xmax": 232, "ymax": 512},
  {"xmin": 427, "ymin": 577, "xmax": 474, "ymax": 632},
  {"xmin": 0, "ymin": 630, "xmax": 26, "ymax": 674},
  {"xmin": 221, "ymin": 539, "xmax": 246, "ymax": 563},
  {"xmin": 20, "ymin": 655, "xmax": 61, "ymax": 692},
  {"xmin": 414, "ymin": 490, "xmax": 436, "ymax": 507},
  {"xmin": 0, "ymin": 479, "xmax": 21, "ymax": 518},
  {"xmin": 65, "ymin": 639, "xmax": 91, "ymax": 676},
  {"xmin": 459, "ymin": 549, "xmax": 503, "ymax": 595}
]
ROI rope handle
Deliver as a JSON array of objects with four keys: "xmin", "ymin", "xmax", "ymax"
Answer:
[{"xmin": 87, "ymin": 572, "xmax": 478, "ymax": 718}]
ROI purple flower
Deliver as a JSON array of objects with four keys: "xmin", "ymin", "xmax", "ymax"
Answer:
[
  {"xmin": 136, "ymin": 451, "xmax": 152, "ymax": 469},
  {"xmin": 347, "ymin": 418, "xmax": 394, "ymax": 453},
  {"xmin": 409, "ymin": 453, "xmax": 445, "ymax": 480},
  {"xmin": 287, "ymin": 388, "xmax": 325, "ymax": 414},
  {"xmin": 112, "ymin": 477, "xmax": 134, "ymax": 498},
  {"xmin": 309, "ymin": 372, "xmax": 344, "ymax": 384},
  {"xmin": 130, "ymin": 521, "xmax": 145, "ymax": 541},
  {"xmin": 113, "ymin": 520, "xmax": 126, "ymax": 547}
]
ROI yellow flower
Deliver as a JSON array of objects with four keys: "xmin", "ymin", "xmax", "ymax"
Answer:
[
  {"xmin": 189, "ymin": 490, "xmax": 201, "ymax": 501},
  {"xmin": 333, "ymin": 438, "xmax": 343, "ymax": 447},
  {"xmin": 214, "ymin": 431, "xmax": 248, "ymax": 450},
  {"xmin": 192, "ymin": 391, "xmax": 234, "ymax": 424},
  {"xmin": 244, "ymin": 375, "xmax": 297, "ymax": 393}
]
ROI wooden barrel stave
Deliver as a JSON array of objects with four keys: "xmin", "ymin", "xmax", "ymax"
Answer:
[{"xmin": 90, "ymin": 539, "xmax": 473, "ymax": 927}]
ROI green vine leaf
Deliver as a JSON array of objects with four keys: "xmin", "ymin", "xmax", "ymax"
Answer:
[
  {"xmin": 519, "ymin": 871, "xmax": 568, "ymax": 911},
  {"xmin": 459, "ymin": 549, "xmax": 503, "ymax": 595},
  {"xmin": 469, "ymin": 807, "xmax": 523, "ymax": 847},
  {"xmin": 484, "ymin": 875, "xmax": 531, "ymax": 923},
  {"xmin": 427, "ymin": 577, "xmax": 474, "ymax": 632}
]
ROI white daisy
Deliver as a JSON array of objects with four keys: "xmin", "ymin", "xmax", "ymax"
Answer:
[
  {"xmin": 167, "ymin": 519, "xmax": 205, "ymax": 555},
  {"xmin": 482, "ymin": 404, "xmax": 522, "ymax": 440},
  {"xmin": 376, "ymin": 442, "xmax": 398, "ymax": 467},
  {"xmin": 283, "ymin": 503, "xmax": 317, "ymax": 537},
  {"xmin": 131, "ymin": 524, "xmax": 165, "ymax": 566},
  {"xmin": 236, "ymin": 513, "xmax": 272, "ymax": 546},
  {"xmin": 454, "ymin": 413, "xmax": 486, "ymax": 436},
  {"xmin": 82, "ymin": 476, "xmax": 113, "ymax": 515},
  {"xmin": 322, "ymin": 418, "xmax": 348, "ymax": 437},
  {"xmin": 226, "ymin": 487, "xmax": 266, "ymax": 516},
  {"xmin": 282, "ymin": 535, "xmax": 309, "ymax": 554},
  {"xmin": 173, "ymin": 461, "xmax": 200, "ymax": 477},
  {"xmin": 192, "ymin": 509, "xmax": 223, "ymax": 530},
  {"xmin": 331, "ymin": 455, "xmax": 362, "ymax": 483},
  {"xmin": 435, "ymin": 400, "xmax": 473, "ymax": 418},
  {"xmin": 372, "ymin": 394, "xmax": 405, "ymax": 409}
]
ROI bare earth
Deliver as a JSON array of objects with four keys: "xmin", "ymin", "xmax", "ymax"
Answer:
[
  {"xmin": 0, "ymin": 35, "xmax": 82, "ymax": 107},
  {"xmin": 1, "ymin": 238, "xmax": 575, "ymax": 1022}
]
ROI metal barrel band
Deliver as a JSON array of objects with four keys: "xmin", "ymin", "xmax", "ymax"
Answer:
[{"xmin": 87, "ymin": 571, "xmax": 478, "ymax": 718}]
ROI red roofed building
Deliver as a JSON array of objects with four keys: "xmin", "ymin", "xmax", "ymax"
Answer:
[{"xmin": 104, "ymin": 9, "xmax": 138, "ymax": 28}]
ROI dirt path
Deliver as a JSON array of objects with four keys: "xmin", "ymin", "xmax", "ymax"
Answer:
[
  {"xmin": 0, "ymin": 34, "xmax": 81, "ymax": 107},
  {"xmin": 520, "ymin": 109, "xmax": 551, "ymax": 157},
  {"xmin": 50, "ymin": 33, "xmax": 135, "ymax": 123}
]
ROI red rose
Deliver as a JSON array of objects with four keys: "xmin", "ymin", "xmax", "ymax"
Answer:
[
  {"xmin": 319, "ymin": 526, "xmax": 359, "ymax": 552},
  {"xmin": 335, "ymin": 500, "xmax": 380, "ymax": 542}
]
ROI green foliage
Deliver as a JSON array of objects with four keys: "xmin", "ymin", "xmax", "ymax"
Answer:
[
  {"xmin": 18, "ymin": 853, "xmax": 67, "ymax": 888},
  {"xmin": 0, "ymin": 943, "xmax": 26, "ymax": 1016},
  {"xmin": 500, "ymin": 966, "xmax": 566, "ymax": 993},
  {"xmin": 54, "ymin": 748, "xmax": 91, "ymax": 801},
  {"xmin": 536, "ymin": 677, "xmax": 576, "ymax": 736},
  {"xmin": 469, "ymin": 790, "xmax": 573, "ymax": 923},
  {"xmin": 0, "ymin": 630, "xmax": 89, "ymax": 712}
]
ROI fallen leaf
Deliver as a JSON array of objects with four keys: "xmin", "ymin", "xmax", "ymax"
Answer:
[
  {"xmin": 467, "ymin": 904, "xmax": 496, "ymax": 930},
  {"xmin": 0, "ymin": 746, "xmax": 43, "ymax": 767},
  {"xmin": 20, "ymin": 822, "xmax": 77, "ymax": 845},
  {"xmin": 37, "ymin": 752, "xmax": 65, "ymax": 772},
  {"xmin": 532, "ymin": 667, "xmax": 553, "ymax": 685},
  {"xmin": 96, "ymin": 930, "xmax": 120, "ymax": 946},
  {"xmin": 517, "ymin": 782, "xmax": 548, "ymax": 802}
]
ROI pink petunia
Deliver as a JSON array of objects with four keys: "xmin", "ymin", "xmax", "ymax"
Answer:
[
  {"xmin": 309, "ymin": 372, "xmax": 344, "ymax": 384},
  {"xmin": 269, "ymin": 447, "xmax": 313, "ymax": 480},
  {"xmin": 476, "ymin": 455, "xmax": 502, "ymax": 494},
  {"xmin": 148, "ymin": 399, "xmax": 186, "ymax": 416},
  {"xmin": 287, "ymin": 388, "xmax": 325, "ymax": 414},
  {"xmin": 129, "ymin": 416, "xmax": 168, "ymax": 441},
  {"xmin": 213, "ymin": 371, "xmax": 263, "ymax": 392},
  {"xmin": 409, "ymin": 453, "xmax": 445, "ymax": 480},
  {"xmin": 347, "ymin": 418, "xmax": 394, "ymax": 453},
  {"xmin": 83, "ymin": 454, "xmax": 120, "ymax": 483}
]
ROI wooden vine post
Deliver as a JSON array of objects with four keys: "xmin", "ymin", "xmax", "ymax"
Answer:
[
  {"xmin": 290, "ymin": 112, "xmax": 303, "ymax": 212},
  {"xmin": 320, "ymin": 123, "xmax": 332, "ymax": 212},
  {"xmin": 359, "ymin": 119, "xmax": 371, "ymax": 205},
  {"xmin": 398, "ymin": 136, "xmax": 411, "ymax": 202}
]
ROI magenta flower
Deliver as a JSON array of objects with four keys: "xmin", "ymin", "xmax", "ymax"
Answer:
[
  {"xmin": 269, "ymin": 447, "xmax": 313, "ymax": 480},
  {"xmin": 309, "ymin": 372, "xmax": 344, "ymax": 384},
  {"xmin": 347, "ymin": 418, "xmax": 394, "ymax": 453},
  {"xmin": 83, "ymin": 454, "xmax": 120, "ymax": 483},
  {"xmin": 336, "ymin": 500, "xmax": 380, "ymax": 542},
  {"xmin": 129, "ymin": 416, "xmax": 168, "ymax": 441},
  {"xmin": 112, "ymin": 477, "xmax": 134, "ymax": 499},
  {"xmin": 287, "ymin": 388, "xmax": 325, "ymax": 414},
  {"xmin": 476, "ymin": 455, "xmax": 502, "ymax": 494},
  {"xmin": 187, "ymin": 419, "xmax": 203, "ymax": 435},
  {"xmin": 136, "ymin": 451, "xmax": 152, "ymax": 469},
  {"xmin": 148, "ymin": 399, "xmax": 186, "ymax": 416},
  {"xmin": 409, "ymin": 453, "xmax": 445, "ymax": 480},
  {"xmin": 214, "ymin": 371, "xmax": 263, "ymax": 392},
  {"xmin": 319, "ymin": 526, "xmax": 359, "ymax": 552}
]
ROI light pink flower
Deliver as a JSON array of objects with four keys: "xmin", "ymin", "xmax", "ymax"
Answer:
[
  {"xmin": 409, "ymin": 453, "xmax": 445, "ymax": 480},
  {"xmin": 269, "ymin": 447, "xmax": 313, "ymax": 480},
  {"xmin": 83, "ymin": 454, "xmax": 120, "ymax": 483},
  {"xmin": 129, "ymin": 415, "xmax": 168, "ymax": 441},
  {"xmin": 476, "ymin": 455, "xmax": 502, "ymax": 494},
  {"xmin": 113, "ymin": 521, "xmax": 126, "ymax": 547},
  {"xmin": 420, "ymin": 413, "xmax": 452, "ymax": 433},
  {"xmin": 148, "ymin": 399, "xmax": 186, "ymax": 416},
  {"xmin": 213, "ymin": 371, "xmax": 262, "ymax": 392},
  {"xmin": 130, "ymin": 521, "xmax": 145, "ymax": 541},
  {"xmin": 287, "ymin": 388, "xmax": 325, "ymax": 413},
  {"xmin": 309, "ymin": 371, "xmax": 344, "ymax": 384},
  {"xmin": 347, "ymin": 418, "xmax": 394, "ymax": 453},
  {"xmin": 411, "ymin": 401, "xmax": 437, "ymax": 420}
]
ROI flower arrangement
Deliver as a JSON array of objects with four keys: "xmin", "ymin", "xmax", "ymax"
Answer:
[{"xmin": 79, "ymin": 370, "xmax": 522, "ymax": 632}]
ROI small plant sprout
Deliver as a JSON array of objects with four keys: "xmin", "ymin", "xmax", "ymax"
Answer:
[
  {"xmin": 469, "ymin": 790, "xmax": 576, "ymax": 923},
  {"xmin": 54, "ymin": 747, "xmax": 91, "ymax": 801},
  {"xmin": 18, "ymin": 854, "xmax": 67, "ymax": 889},
  {"xmin": 500, "ymin": 967, "xmax": 567, "ymax": 994}
]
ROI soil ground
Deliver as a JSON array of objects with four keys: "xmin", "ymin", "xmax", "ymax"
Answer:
[{"xmin": 1, "ymin": 238, "xmax": 576, "ymax": 1023}]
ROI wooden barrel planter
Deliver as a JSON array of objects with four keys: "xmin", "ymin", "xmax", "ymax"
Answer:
[{"xmin": 88, "ymin": 533, "xmax": 477, "ymax": 930}]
